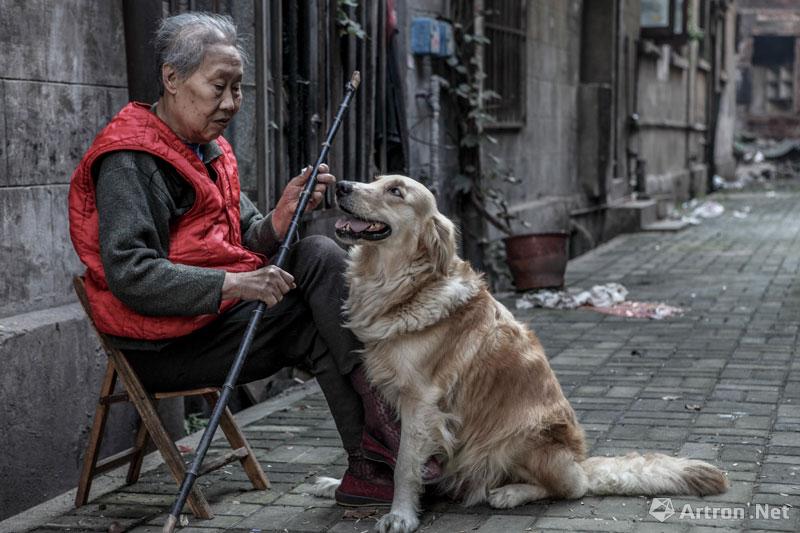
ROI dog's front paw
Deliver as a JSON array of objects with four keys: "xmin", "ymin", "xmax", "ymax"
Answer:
[{"xmin": 375, "ymin": 510, "xmax": 419, "ymax": 533}]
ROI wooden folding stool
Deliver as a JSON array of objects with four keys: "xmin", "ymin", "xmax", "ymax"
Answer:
[{"xmin": 73, "ymin": 276, "xmax": 269, "ymax": 519}]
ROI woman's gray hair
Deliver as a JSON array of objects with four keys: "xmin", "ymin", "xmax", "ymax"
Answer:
[{"xmin": 154, "ymin": 12, "xmax": 247, "ymax": 94}]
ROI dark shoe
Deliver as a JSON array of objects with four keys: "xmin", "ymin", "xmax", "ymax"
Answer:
[
  {"xmin": 335, "ymin": 454, "xmax": 394, "ymax": 507},
  {"xmin": 350, "ymin": 366, "xmax": 445, "ymax": 484}
]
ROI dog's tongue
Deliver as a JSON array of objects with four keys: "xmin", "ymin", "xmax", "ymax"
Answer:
[{"xmin": 336, "ymin": 217, "xmax": 372, "ymax": 232}]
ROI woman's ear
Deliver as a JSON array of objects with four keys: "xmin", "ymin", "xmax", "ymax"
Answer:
[
  {"xmin": 162, "ymin": 64, "xmax": 179, "ymax": 95},
  {"xmin": 422, "ymin": 213, "xmax": 456, "ymax": 275}
]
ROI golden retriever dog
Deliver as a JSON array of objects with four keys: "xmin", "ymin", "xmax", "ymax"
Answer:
[{"xmin": 313, "ymin": 175, "xmax": 727, "ymax": 533}]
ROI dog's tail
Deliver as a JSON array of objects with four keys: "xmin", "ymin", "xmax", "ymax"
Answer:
[
  {"xmin": 306, "ymin": 476, "xmax": 341, "ymax": 499},
  {"xmin": 581, "ymin": 452, "xmax": 728, "ymax": 497}
]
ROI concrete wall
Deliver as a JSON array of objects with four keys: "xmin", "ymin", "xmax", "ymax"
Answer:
[
  {"xmin": 0, "ymin": 0, "xmax": 128, "ymax": 317},
  {"xmin": 487, "ymin": 0, "xmax": 584, "ymax": 235},
  {"xmin": 0, "ymin": 0, "xmax": 132, "ymax": 519}
]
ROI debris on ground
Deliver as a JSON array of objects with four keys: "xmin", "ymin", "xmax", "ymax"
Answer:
[
  {"xmin": 714, "ymin": 160, "xmax": 778, "ymax": 189},
  {"xmin": 735, "ymin": 137, "xmax": 800, "ymax": 161},
  {"xmin": 590, "ymin": 301, "xmax": 685, "ymax": 320},
  {"xmin": 667, "ymin": 199, "xmax": 726, "ymax": 226},
  {"xmin": 727, "ymin": 136, "xmax": 800, "ymax": 185},
  {"xmin": 343, "ymin": 508, "xmax": 381, "ymax": 521},
  {"xmin": 689, "ymin": 200, "xmax": 725, "ymax": 219},
  {"xmin": 516, "ymin": 283, "xmax": 685, "ymax": 320},
  {"xmin": 732, "ymin": 206, "xmax": 751, "ymax": 219},
  {"xmin": 516, "ymin": 283, "xmax": 628, "ymax": 310}
]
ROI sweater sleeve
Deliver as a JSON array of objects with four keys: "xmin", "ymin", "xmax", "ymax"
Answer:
[
  {"xmin": 95, "ymin": 151, "xmax": 226, "ymax": 316},
  {"xmin": 240, "ymin": 192, "xmax": 282, "ymax": 257}
]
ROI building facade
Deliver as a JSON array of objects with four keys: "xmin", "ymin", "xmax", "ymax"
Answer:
[{"xmin": 736, "ymin": 0, "xmax": 800, "ymax": 139}]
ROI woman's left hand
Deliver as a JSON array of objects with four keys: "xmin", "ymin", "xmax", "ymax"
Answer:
[{"xmin": 272, "ymin": 164, "xmax": 336, "ymax": 239}]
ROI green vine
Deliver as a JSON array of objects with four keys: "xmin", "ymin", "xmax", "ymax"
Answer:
[
  {"xmin": 442, "ymin": 14, "xmax": 528, "ymax": 237},
  {"xmin": 337, "ymin": 0, "xmax": 366, "ymax": 39}
]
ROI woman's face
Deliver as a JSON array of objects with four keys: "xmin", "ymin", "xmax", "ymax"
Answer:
[{"xmin": 168, "ymin": 43, "xmax": 243, "ymax": 144}]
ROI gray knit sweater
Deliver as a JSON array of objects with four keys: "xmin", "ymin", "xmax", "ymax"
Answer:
[{"xmin": 95, "ymin": 140, "xmax": 280, "ymax": 350}]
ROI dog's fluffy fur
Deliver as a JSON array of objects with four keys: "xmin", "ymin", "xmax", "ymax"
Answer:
[{"xmin": 314, "ymin": 175, "xmax": 727, "ymax": 533}]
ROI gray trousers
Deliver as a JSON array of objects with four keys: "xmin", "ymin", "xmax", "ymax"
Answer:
[{"xmin": 125, "ymin": 235, "xmax": 365, "ymax": 452}]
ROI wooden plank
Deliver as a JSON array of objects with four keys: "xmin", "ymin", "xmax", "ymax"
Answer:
[
  {"xmin": 93, "ymin": 446, "xmax": 142, "ymax": 475},
  {"xmin": 126, "ymin": 418, "xmax": 149, "ymax": 484},
  {"xmin": 197, "ymin": 447, "xmax": 249, "ymax": 476},
  {"xmin": 75, "ymin": 358, "xmax": 117, "ymax": 507},
  {"xmin": 203, "ymin": 393, "xmax": 269, "ymax": 490},
  {"xmin": 154, "ymin": 387, "xmax": 219, "ymax": 400},
  {"xmin": 99, "ymin": 391, "xmax": 129, "ymax": 405}
]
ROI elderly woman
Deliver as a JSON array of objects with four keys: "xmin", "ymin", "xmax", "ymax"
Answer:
[{"xmin": 68, "ymin": 12, "xmax": 423, "ymax": 506}]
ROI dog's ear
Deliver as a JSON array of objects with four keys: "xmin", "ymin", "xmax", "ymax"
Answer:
[{"xmin": 422, "ymin": 213, "xmax": 456, "ymax": 275}]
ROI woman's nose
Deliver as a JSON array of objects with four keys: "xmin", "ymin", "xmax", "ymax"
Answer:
[{"xmin": 220, "ymin": 89, "xmax": 237, "ymax": 111}]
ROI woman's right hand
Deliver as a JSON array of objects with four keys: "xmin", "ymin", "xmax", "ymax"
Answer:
[{"xmin": 222, "ymin": 266, "xmax": 296, "ymax": 307}]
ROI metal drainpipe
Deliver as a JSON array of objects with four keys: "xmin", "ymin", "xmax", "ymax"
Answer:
[
  {"xmin": 255, "ymin": 0, "xmax": 272, "ymax": 213},
  {"xmin": 422, "ymin": 55, "xmax": 442, "ymax": 195}
]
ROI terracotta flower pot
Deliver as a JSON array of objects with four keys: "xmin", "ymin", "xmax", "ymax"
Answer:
[{"xmin": 503, "ymin": 232, "xmax": 569, "ymax": 290}]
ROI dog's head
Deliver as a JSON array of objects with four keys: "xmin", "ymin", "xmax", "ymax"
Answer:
[{"xmin": 335, "ymin": 175, "xmax": 456, "ymax": 274}]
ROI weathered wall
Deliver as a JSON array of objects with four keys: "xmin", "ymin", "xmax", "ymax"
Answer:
[
  {"xmin": 487, "ymin": 0, "xmax": 584, "ymax": 236},
  {"xmin": 0, "ymin": 0, "xmax": 128, "ymax": 317},
  {"xmin": 636, "ymin": 38, "xmax": 710, "ymax": 203},
  {"xmin": 0, "ymin": 0, "xmax": 132, "ymax": 520}
]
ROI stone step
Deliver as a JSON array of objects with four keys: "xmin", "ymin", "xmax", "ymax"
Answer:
[{"xmin": 605, "ymin": 198, "xmax": 659, "ymax": 235}]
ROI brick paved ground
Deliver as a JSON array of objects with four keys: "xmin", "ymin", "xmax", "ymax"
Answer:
[{"xmin": 11, "ymin": 187, "xmax": 800, "ymax": 533}]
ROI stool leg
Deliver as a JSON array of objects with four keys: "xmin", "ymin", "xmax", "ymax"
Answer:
[
  {"xmin": 126, "ymin": 417, "xmax": 150, "ymax": 484},
  {"xmin": 110, "ymin": 352, "xmax": 213, "ymax": 520},
  {"xmin": 75, "ymin": 360, "xmax": 117, "ymax": 507},
  {"xmin": 204, "ymin": 392, "xmax": 269, "ymax": 490}
]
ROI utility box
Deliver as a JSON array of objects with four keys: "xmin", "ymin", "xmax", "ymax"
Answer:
[{"xmin": 410, "ymin": 17, "xmax": 454, "ymax": 58}]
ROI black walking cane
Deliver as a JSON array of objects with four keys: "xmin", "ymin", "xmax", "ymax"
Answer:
[{"xmin": 163, "ymin": 71, "xmax": 361, "ymax": 533}]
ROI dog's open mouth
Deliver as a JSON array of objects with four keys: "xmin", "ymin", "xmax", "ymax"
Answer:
[{"xmin": 335, "ymin": 208, "xmax": 392, "ymax": 241}]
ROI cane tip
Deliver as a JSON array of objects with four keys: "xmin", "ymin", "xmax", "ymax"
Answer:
[
  {"xmin": 162, "ymin": 515, "xmax": 178, "ymax": 533},
  {"xmin": 351, "ymin": 71, "xmax": 361, "ymax": 89}
]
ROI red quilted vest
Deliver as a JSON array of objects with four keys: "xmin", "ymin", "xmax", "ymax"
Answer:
[{"xmin": 69, "ymin": 102, "xmax": 265, "ymax": 340}]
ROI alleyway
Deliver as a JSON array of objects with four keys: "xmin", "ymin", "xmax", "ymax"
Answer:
[{"xmin": 5, "ymin": 186, "xmax": 799, "ymax": 533}]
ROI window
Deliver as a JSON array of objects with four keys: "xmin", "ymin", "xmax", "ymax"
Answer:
[
  {"xmin": 484, "ymin": 0, "xmax": 527, "ymax": 128},
  {"xmin": 753, "ymin": 36, "xmax": 795, "ymax": 111},
  {"xmin": 641, "ymin": 0, "xmax": 690, "ymax": 43}
]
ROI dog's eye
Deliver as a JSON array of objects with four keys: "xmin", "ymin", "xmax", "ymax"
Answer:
[{"xmin": 387, "ymin": 187, "xmax": 404, "ymax": 198}]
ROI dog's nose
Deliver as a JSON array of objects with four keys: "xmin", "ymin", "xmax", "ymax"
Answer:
[{"xmin": 336, "ymin": 181, "xmax": 354, "ymax": 197}]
